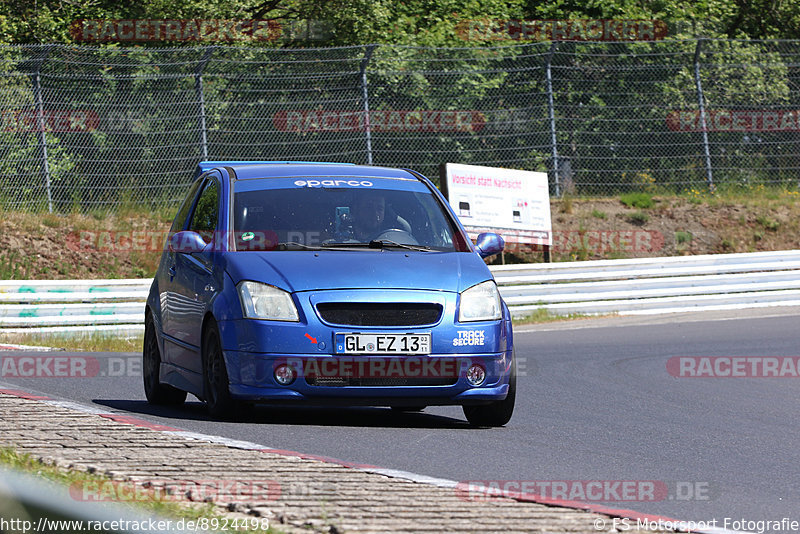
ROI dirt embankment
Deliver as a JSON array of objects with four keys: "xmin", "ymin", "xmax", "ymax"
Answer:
[
  {"xmin": 497, "ymin": 194, "xmax": 800, "ymax": 264},
  {"xmin": 0, "ymin": 211, "xmax": 169, "ymax": 280},
  {"xmin": 2, "ymin": 193, "xmax": 799, "ymax": 279}
]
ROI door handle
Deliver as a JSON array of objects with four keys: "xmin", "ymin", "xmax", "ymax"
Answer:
[{"xmin": 168, "ymin": 266, "xmax": 176, "ymax": 280}]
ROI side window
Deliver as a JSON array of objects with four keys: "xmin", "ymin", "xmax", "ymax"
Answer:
[
  {"xmin": 189, "ymin": 178, "xmax": 220, "ymax": 242},
  {"xmin": 170, "ymin": 178, "xmax": 204, "ymax": 233}
]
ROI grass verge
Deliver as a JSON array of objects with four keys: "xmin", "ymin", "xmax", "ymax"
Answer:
[
  {"xmin": 1, "ymin": 309, "xmax": 607, "ymax": 350},
  {"xmin": 511, "ymin": 308, "xmax": 612, "ymax": 325},
  {"xmin": 0, "ymin": 447, "xmax": 276, "ymax": 533},
  {"xmin": 0, "ymin": 332, "xmax": 144, "ymax": 352},
  {"xmin": 1, "ymin": 310, "xmax": 610, "ymax": 349}
]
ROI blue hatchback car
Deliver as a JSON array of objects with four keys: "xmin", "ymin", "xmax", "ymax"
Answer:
[{"xmin": 143, "ymin": 162, "xmax": 515, "ymax": 426}]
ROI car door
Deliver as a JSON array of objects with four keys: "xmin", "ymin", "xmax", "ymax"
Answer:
[
  {"xmin": 168, "ymin": 174, "xmax": 221, "ymax": 374},
  {"xmin": 159, "ymin": 177, "xmax": 203, "ymax": 367}
]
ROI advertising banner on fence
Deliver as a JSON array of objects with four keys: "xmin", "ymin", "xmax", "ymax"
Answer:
[{"xmin": 441, "ymin": 163, "xmax": 552, "ymax": 246}]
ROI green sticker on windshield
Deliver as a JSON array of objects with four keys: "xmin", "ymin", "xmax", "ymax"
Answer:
[{"xmin": 241, "ymin": 232, "xmax": 255, "ymax": 241}]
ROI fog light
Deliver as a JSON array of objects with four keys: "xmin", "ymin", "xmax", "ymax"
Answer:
[
  {"xmin": 466, "ymin": 364, "xmax": 486, "ymax": 386},
  {"xmin": 274, "ymin": 364, "xmax": 297, "ymax": 386}
]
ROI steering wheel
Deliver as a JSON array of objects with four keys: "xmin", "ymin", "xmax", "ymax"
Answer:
[{"xmin": 374, "ymin": 229, "xmax": 420, "ymax": 245}]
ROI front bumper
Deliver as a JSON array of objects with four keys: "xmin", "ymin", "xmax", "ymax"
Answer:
[
  {"xmin": 224, "ymin": 350, "xmax": 513, "ymax": 406},
  {"xmin": 216, "ymin": 288, "xmax": 513, "ymax": 407}
]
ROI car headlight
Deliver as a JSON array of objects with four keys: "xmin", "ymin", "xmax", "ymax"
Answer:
[
  {"xmin": 238, "ymin": 281, "xmax": 299, "ymax": 321},
  {"xmin": 458, "ymin": 281, "xmax": 502, "ymax": 322}
]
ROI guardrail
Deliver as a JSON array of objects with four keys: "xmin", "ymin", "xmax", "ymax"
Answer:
[
  {"xmin": 1, "ymin": 250, "xmax": 799, "ymax": 336},
  {"xmin": 0, "ymin": 280, "xmax": 149, "ymax": 336},
  {"xmin": 495, "ymin": 249, "xmax": 800, "ymax": 316}
]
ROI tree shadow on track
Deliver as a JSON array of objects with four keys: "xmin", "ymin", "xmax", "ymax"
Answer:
[{"xmin": 93, "ymin": 399, "xmax": 475, "ymax": 429}]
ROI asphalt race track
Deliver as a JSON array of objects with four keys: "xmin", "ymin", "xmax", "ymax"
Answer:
[{"xmin": 2, "ymin": 309, "xmax": 799, "ymax": 528}]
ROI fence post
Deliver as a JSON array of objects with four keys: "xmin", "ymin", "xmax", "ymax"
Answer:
[
  {"xmin": 545, "ymin": 43, "xmax": 560, "ymax": 197},
  {"xmin": 360, "ymin": 45, "xmax": 377, "ymax": 166},
  {"xmin": 31, "ymin": 46, "xmax": 53, "ymax": 213},
  {"xmin": 195, "ymin": 47, "xmax": 215, "ymax": 162},
  {"xmin": 694, "ymin": 39, "xmax": 714, "ymax": 190}
]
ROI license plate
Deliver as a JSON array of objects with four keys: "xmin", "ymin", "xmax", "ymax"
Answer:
[{"xmin": 335, "ymin": 333, "xmax": 431, "ymax": 355}]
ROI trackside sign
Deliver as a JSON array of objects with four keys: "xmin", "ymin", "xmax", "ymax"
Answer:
[{"xmin": 441, "ymin": 163, "xmax": 552, "ymax": 245}]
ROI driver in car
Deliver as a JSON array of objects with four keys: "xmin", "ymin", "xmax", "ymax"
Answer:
[{"xmin": 351, "ymin": 192, "xmax": 411, "ymax": 241}]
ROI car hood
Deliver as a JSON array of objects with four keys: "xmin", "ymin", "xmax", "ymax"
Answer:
[{"xmin": 223, "ymin": 250, "xmax": 492, "ymax": 293}]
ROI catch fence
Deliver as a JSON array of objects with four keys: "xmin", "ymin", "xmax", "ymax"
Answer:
[{"xmin": 1, "ymin": 40, "xmax": 799, "ymax": 212}]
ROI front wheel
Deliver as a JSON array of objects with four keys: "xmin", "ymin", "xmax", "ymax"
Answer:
[
  {"xmin": 463, "ymin": 356, "xmax": 516, "ymax": 427},
  {"xmin": 203, "ymin": 323, "xmax": 237, "ymax": 418},
  {"xmin": 142, "ymin": 314, "xmax": 186, "ymax": 406}
]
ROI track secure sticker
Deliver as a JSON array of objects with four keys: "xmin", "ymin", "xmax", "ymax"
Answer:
[{"xmin": 453, "ymin": 330, "xmax": 485, "ymax": 347}]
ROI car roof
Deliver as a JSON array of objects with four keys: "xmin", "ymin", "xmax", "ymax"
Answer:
[
  {"xmin": 195, "ymin": 160, "xmax": 354, "ymax": 176},
  {"xmin": 194, "ymin": 161, "xmax": 420, "ymax": 182}
]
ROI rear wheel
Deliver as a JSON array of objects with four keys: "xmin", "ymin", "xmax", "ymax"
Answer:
[
  {"xmin": 463, "ymin": 357, "xmax": 516, "ymax": 427},
  {"xmin": 203, "ymin": 323, "xmax": 237, "ymax": 418},
  {"xmin": 142, "ymin": 314, "xmax": 186, "ymax": 406}
]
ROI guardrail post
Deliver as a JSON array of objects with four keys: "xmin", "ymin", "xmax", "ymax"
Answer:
[
  {"xmin": 360, "ymin": 45, "xmax": 377, "ymax": 166},
  {"xmin": 694, "ymin": 39, "xmax": 714, "ymax": 190},
  {"xmin": 545, "ymin": 43, "xmax": 560, "ymax": 197},
  {"xmin": 31, "ymin": 46, "xmax": 53, "ymax": 213},
  {"xmin": 195, "ymin": 47, "xmax": 215, "ymax": 162}
]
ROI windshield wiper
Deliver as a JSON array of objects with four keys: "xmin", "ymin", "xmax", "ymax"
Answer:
[
  {"xmin": 275, "ymin": 241, "xmax": 325, "ymax": 251},
  {"xmin": 368, "ymin": 239, "xmax": 432, "ymax": 252},
  {"xmin": 319, "ymin": 240, "xmax": 432, "ymax": 252},
  {"xmin": 320, "ymin": 241, "xmax": 373, "ymax": 248}
]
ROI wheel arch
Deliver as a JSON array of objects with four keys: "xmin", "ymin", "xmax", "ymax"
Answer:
[
  {"xmin": 200, "ymin": 311, "xmax": 235, "ymax": 383},
  {"xmin": 201, "ymin": 311, "xmax": 218, "ymax": 342}
]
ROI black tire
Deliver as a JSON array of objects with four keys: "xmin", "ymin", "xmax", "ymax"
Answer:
[
  {"xmin": 142, "ymin": 314, "xmax": 187, "ymax": 406},
  {"xmin": 463, "ymin": 357, "xmax": 516, "ymax": 427},
  {"xmin": 202, "ymin": 322, "xmax": 237, "ymax": 418}
]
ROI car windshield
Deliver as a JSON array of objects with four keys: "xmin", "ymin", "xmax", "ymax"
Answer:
[{"xmin": 233, "ymin": 180, "xmax": 464, "ymax": 252}]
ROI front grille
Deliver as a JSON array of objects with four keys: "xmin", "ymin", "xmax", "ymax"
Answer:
[
  {"xmin": 306, "ymin": 376, "xmax": 457, "ymax": 387},
  {"xmin": 316, "ymin": 302, "xmax": 443, "ymax": 327}
]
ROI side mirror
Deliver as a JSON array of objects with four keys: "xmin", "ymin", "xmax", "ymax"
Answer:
[
  {"xmin": 169, "ymin": 230, "xmax": 208, "ymax": 254},
  {"xmin": 474, "ymin": 232, "xmax": 504, "ymax": 258}
]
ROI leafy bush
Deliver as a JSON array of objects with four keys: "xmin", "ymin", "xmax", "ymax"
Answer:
[
  {"xmin": 620, "ymin": 192, "xmax": 654, "ymax": 209},
  {"xmin": 627, "ymin": 211, "xmax": 649, "ymax": 225},
  {"xmin": 675, "ymin": 231, "xmax": 692, "ymax": 244},
  {"xmin": 756, "ymin": 215, "xmax": 780, "ymax": 231}
]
